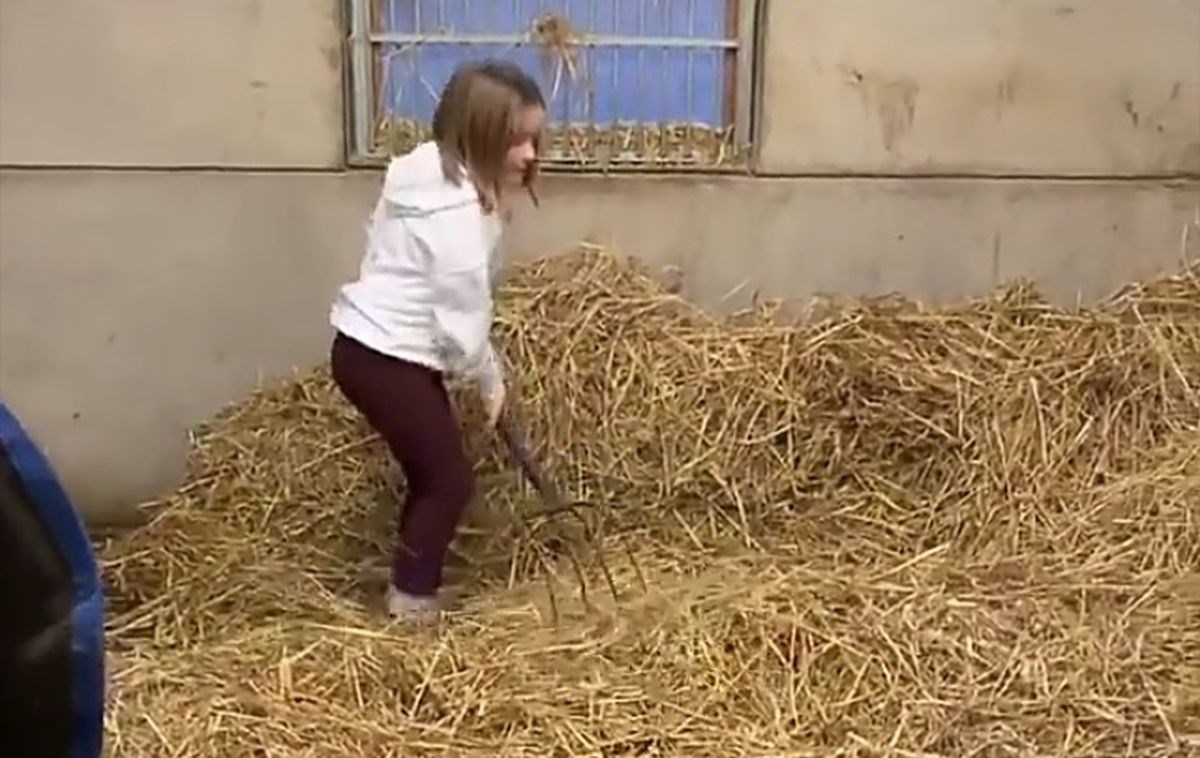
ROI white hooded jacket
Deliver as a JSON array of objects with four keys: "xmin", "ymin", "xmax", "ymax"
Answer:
[{"xmin": 330, "ymin": 142, "xmax": 505, "ymax": 402}]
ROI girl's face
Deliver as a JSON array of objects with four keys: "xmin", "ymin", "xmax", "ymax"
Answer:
[{"xmin": 505, "ymin": 104, "xmax": 545, "ymax": 186}]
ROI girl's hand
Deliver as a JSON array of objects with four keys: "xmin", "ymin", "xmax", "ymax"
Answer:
[{"xmin": 485, "ymin": 383, "xmax": 506, "ymax": 428}]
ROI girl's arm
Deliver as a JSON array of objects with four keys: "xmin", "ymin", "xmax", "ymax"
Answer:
[
  {"xmin": 406, "ymin": 214, "xmax": 505, "ymax": 402},
  {"xmin": 430, "ymin": 268, "xmax": 504, "ymax": 402}
]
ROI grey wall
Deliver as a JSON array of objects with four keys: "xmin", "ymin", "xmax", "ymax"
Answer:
[
  {"xmin": 0, "ymin": 0, "xmax": 344, "ymax": 168},
  {"xmin": 1, "ymin": 0, "xmax": 1197, "ymax": 522},
  {"xmin": 758, "ymin": 0, "xmax": 1200, "ymax": 175}
]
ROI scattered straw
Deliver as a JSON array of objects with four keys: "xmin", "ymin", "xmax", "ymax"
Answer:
[{"xmin": 99, "ymin": 245, "xmax": 1200, "ymax": 756}]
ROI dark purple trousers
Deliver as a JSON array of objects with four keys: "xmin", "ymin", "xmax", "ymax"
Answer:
[{"xmin": 330, "ymin": 332, "xmax": 474, "ymax": 597}]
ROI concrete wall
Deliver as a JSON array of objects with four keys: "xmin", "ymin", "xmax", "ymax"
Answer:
[
  {"xmin": 758, "ymin": 0, "xmax": 1200, "ymax": 176},
  {"xmin": 1, "ymin": 0, "xmax": 1198, "ymax": 523},
  {"xmin": 0, "ymin": 0, "xmax": 344, "ymax": 167}
]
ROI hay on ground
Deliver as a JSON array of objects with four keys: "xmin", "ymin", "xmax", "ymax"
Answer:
[{"xmin": 99, "ymin": 244, "xmax": 1200, "ymax": 757}]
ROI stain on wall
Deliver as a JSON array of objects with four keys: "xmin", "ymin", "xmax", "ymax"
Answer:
[{"xmin": 760, "ymin": 0, "xmax": 1200, "ymax": 175}]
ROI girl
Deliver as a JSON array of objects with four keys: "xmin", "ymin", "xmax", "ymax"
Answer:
[{"xmin": 328, "ymin": 60, "xmax": 546, "ymax": 623}]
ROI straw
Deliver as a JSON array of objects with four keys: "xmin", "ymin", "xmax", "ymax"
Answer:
[{"xmin": 99, "ymin": 244, "xmax": 1200, "ymax": 757}]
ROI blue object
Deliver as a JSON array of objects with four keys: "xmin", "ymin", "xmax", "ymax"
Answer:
[
  {"xmin": 379, "ymin": 0, "xmax": 731, "ymax": 127},
  {"xmin": 0, "ymin": 403, "xmax": 105, "ymax": 758}
]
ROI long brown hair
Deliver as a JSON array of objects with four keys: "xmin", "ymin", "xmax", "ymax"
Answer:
[{"xmin": 431, "ymin": 59, "xmax": 545, "ymax": 213}]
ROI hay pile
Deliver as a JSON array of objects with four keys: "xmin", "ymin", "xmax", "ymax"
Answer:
[{"xmin": 100, "ymin": 245, "xmax": 1200, "ymax": 757}]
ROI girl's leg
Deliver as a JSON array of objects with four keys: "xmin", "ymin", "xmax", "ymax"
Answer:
[
  {"xmin": 389, "ymin": 414, "xmax": 474, "ymax": 597},
  {"xmin": 329, "ymin": 333, "xmax": 474, "ymax": 599}
]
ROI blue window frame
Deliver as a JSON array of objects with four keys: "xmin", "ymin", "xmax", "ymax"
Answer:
[{"xmin": 346, "ymin": 1, "xmax": 757, "ymax": 170}]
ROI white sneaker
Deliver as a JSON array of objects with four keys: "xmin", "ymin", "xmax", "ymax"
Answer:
[{"xmin": 385, "ymin": 584, "xmax": 441, "ymax": 625}]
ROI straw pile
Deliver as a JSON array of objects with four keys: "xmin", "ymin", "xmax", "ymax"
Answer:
[
  {"xmin": 99, "ymin": 245, "xmax": 1200, "ymax": 757},
  {"xmin": 379, "ymin": 117, "xmax": 740, "ymax": 170}
]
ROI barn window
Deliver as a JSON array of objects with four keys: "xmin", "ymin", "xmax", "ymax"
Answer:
[{"xmin": 346, "ymin": 1, "xmax": 759, "ymax": 170}]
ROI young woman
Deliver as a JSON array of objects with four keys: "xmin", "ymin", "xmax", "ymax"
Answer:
[{"xmin": 328, "ymin": 60, "xmax": 546, "ymax": 623}]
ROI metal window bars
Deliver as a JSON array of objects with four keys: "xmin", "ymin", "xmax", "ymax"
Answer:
[{"xmin": 347, "ymin": 1, "xmax": 756, "ymax": 170}]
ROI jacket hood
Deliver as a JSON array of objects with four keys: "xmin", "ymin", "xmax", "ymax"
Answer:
[{"xmin": 380, "ymin": 141, "xmax": 478, "ymax": 216}]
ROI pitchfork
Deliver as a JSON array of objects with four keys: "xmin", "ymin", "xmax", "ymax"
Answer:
[
  {"xmin": 494, "ymin": 405, "xmax": 637, "ymax": 608},
  {"xmin": 494, "ymin": 408, "xmax": 590, "ymax": 522}
]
